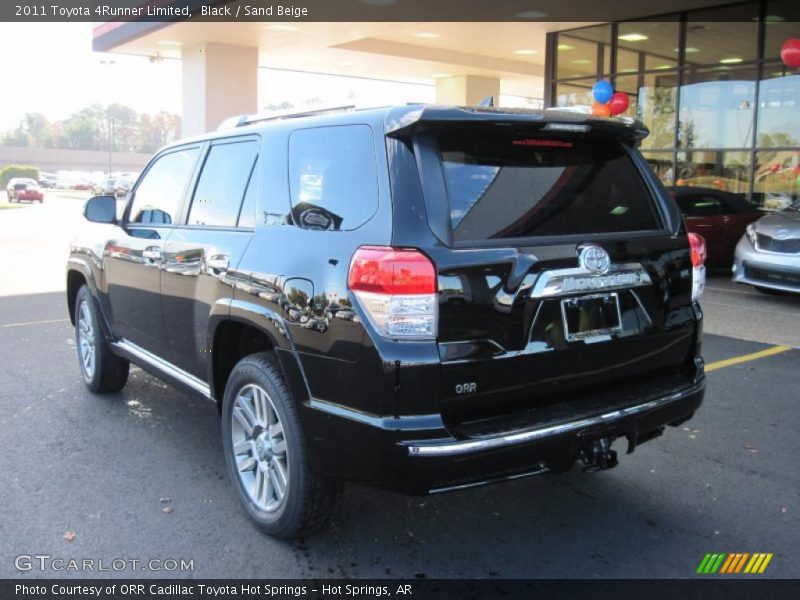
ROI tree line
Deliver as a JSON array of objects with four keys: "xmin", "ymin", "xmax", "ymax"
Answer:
[{"xmin": 1, "ymin": 104, "xmax": 181, "ymax": 154}]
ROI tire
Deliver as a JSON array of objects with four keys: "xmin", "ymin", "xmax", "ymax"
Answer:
[
  {"xmin": 221, "ymin": 352, "xmax": 338, "ymax": 538},
  {"xmin": 74, "ymin": 285, "xmax": 129, "ymax": 393}
]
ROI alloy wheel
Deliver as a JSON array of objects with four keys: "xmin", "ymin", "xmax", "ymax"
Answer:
[{"xmin": 230, "ymin": 383, "xmax": 289, "ymax": 513}]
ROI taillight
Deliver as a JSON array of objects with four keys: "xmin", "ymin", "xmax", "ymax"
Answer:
[
  {"xmin": 348, "ymin": 246, "xmax": 437, "ymax": 339},
  {"xmin": 688, "ymin": 232, "xmax": 706, "ymax": 301}
]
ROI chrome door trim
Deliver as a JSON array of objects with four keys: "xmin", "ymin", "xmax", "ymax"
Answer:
[
  {"xmin": 113, "ymin": 339, "xmax": 211, "ymax": 399},
  {"xmin": 405, "ymin": 383, "xmax": 703, "ymax": 457}
]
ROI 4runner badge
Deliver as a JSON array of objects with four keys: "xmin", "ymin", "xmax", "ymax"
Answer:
[{"xmin": 579, "ymin": 245, "xmax": 611, "ymax": 274}]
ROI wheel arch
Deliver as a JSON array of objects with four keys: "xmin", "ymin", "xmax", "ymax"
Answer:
[{"xmin": 208, "ymin": 299, "xmax": 311, "ymax": 411}]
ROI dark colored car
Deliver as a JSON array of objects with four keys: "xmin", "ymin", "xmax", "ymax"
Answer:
[
  {"xmin": 670, "ymin": 186, "xmax": 762, "ymax": 267},
  {"xmin": 7, "ymin": 178, "xmax": 44, "ymax": 203},
  {"xmin": 66, "ymin": 105, "xmax": 706, "ymax": 538}
]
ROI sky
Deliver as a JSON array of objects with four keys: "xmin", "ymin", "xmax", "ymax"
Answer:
[{"xmin": 0, "ymin": 23, "xmax": 434, "ymax": 134}]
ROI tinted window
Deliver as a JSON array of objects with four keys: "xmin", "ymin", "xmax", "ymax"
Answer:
[
  {"xmin": 676, "ymin": 193, "xmax": 724, "ymax": 217},
  {"xmin": 188, "ymin": 140, "xmax": 258, "ymax": 227},
  {"xmin": 439, "ymin": 131, "xmax": 660, "ymax": 241},
  {"xmin": 289, "ymin": 125, "xmax": 378, "ymax": 231},
  {"xmin": 130, "ymin": 147, "xmax": 199, "ymax": 225},
  {"xmin": 237, "ymin": 164, "xmax": 257, "ymax": 228}
]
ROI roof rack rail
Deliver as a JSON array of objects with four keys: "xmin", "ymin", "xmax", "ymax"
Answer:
[{"xmin": 217, "ymin": 105, "xmax": 356, "ymax": 130}]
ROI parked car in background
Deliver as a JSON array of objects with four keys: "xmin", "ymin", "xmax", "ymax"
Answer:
[
  {"xmin": 733, "ymin": 198, "xmax": 800, "ymax": 294},
  {"xmin": 670, "ymin": 186, "xmax": 762, "ymax": 267},
  {"xmin": 6, "ymin": 178, "xmax": 44, "ymax": 203},
  {"xmin": 114, "ymin": 179, "xmax": 132, "ymax": 197},
  {"xmin": 72, "ymin": 179, "xmax": 94, "ymax": 191},
  {"xmin": 38, "ymin": 173, "xmax": 58, "ymax": 189},
  {"xmin": 93, "ymin": 179, "xmax": 118, "ymax": 196}
]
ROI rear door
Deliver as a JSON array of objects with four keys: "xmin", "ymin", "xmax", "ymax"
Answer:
[
  {"xmin": 398, "ymin": 125, "xmax": 697, "ymax": 427},
  {"xmin": 160, "ymin": 136, "xmax": 259, "ymax": 379}
]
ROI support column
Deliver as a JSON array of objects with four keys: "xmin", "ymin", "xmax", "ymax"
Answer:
[
  {"xmin": 181, "ymin": 43, "xmax": 258, "ymax": 136},
  {"xmin": 435, "ymin": 75, "xmax": 500, "ymax": 106}
]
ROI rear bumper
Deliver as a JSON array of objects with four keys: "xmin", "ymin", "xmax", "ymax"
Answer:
[{"xmin": 302, "ymin": 377, "xmax": 705, "ymax": 495}]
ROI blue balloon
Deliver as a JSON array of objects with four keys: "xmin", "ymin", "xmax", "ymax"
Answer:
[{"xmin": 592, "ymin": 80, "xmax": 613, "ymax": 104}]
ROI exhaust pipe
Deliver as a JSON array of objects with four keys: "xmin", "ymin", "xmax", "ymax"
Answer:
[{"xmin": 580, "ymin": 437, "xmax": 618, "ymax": 472}]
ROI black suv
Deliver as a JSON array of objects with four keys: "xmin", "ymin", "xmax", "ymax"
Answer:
[{"xmin": 67, "ymin": 105, "xmax": 707, "ymax": 538}]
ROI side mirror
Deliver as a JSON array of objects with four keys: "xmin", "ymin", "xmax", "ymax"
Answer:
[{"xmin": 84, "ymin": 195, "xmax": 117, "ymax": 224}]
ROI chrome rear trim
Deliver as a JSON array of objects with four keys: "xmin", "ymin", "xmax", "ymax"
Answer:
[
  {"xmin": 406, "ymin": 383, "xmax": 702, "ymax": 457},
  {"xmin": 113, "ymin": 339, "xmax": 211, "ymax": 399}
]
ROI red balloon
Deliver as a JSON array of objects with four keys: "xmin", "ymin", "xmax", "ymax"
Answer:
[
  {"xmin": 781, "ymin": 38, "xmax": 800, "ymax": 69},
  {"xmin": 591, "ymin": 101, "xmax": 611, "ymax": 117},
  {"xmin": 608, "ymin": 92, "xmax": 630, "ymax": 116},
  {"xmin": 770, "ymin": 163, "xmax": 781, "ymax": 174}
]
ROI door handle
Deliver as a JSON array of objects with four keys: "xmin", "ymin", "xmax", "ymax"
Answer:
[
  {"xmin": 206, "ymin": 254, "xmax": 230, "ymax": 273},
  {"xmin": 142, "ymin": 247, "xmax": 161, "ymax": 261}
]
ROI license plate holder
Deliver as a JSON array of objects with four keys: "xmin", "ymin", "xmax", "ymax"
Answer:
[{"xmin": 561, "ymin": 292, "xmax": 623, "ymax": 342}]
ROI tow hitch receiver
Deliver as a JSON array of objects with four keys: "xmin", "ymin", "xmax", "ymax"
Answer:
[{"xmin": 580, "ymin": 437, "xmax": 618, "ymax": 472}]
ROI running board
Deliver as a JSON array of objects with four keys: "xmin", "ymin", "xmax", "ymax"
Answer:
[{"xmin": 112, "ymin": 339, "xmax": 212, "ymax": 400}]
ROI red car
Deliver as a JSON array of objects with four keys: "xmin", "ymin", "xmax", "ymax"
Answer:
[
  {"xmin": 6, "ymin": 178, "xmax": 44, "ymax": 203},
  {"xmin": 669, "ymin": 186, "xmax": 761, "ymax": 267}
]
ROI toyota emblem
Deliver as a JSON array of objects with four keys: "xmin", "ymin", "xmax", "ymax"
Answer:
[{"xmin": 579, "ymin": 245, "xmax": 611, "ymax": 274}]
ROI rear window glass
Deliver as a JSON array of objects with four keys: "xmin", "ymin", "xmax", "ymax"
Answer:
[{"xmin": 438, "ymin": 131, "xmax": 661, "ymax": 241}]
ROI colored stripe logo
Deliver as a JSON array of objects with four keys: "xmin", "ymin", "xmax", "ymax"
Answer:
[{"xmin": 697, "ymin": 553, "xmax": 773, "ymax": 574}]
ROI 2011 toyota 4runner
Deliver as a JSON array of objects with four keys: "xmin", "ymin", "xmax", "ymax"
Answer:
[{"xmin": 67, "ymin": 105, "xmax": 707, "ymax": 538}]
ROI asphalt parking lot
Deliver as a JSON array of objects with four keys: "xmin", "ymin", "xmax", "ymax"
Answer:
[{"xmin": 1, "ymin": 194, "xmax": 799, "ymax": 579}]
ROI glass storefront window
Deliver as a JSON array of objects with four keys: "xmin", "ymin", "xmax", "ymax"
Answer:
[
  {"xmin": 617, "ymin": 21, "xmax": 680, "ymax": 72},
  {"xmin": 554, "ymin": 80, "xmax": 594, "ymax": 108},
  {"xmin": 685, "ymin": 5, "xmax": 759, "ymax": 66},
  {"xmin": 641, "ymin": 151, "xmax": 675, "ymax": 185},
  {"xmin": 556, "ymin": 24, "xmax": 612, "ymax": 79},
  {"xmin": 764, "ymin": 1, "xmax": 800, "ymax": 60},
  {"xmin": 754, "ymin": 150, "xmax": 800, "ymax": 208},
  {"xmin": 615, "ymin": 71, "xmax": 678, "ymax": 149},
  {"xmin": 679, "ymin": 66, "xmax": 756, "ymax": 148},
  {"xmin": 757, "ymin": 64, "xmax": 800, "ymax": 148},
  {"xmin": 676, "ymin": 151, "xmax": 752, "ymax": 194}
]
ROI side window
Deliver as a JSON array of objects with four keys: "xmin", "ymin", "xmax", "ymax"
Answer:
[
  {"xmin": 288, "ymin": 125, "xmax": 378, "ymax": 231},
  {"xmin": 188, "ymin": 140, "xmax": 258, "ymax": 227},
  {"xmin": 129, "ymin": 147, "xmax": 199, "ymax": 225},
  {"xmin": 679, "ymin": 194, "xmax": 722, "ymax": 217}
]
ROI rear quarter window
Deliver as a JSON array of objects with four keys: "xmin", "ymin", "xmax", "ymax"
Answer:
[
  {"xmin": 288, "ymin": 125, "xmax": 379, "ymax": 231},
  {"xmin": 438, "ymin": 131, "xmax": 661, "ymax": 241}
]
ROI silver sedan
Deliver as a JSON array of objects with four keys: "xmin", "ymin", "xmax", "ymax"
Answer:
[{"xmin": 733, "ymin": 201, "xmax": 800, "ymax": 294}]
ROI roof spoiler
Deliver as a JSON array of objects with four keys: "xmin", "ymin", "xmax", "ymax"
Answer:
[
  {"xmin": 385, "ymin": 105, "xmax": 649, "ymax": 141},
  {"xmin": 218, "ymin": 105, "xmax": 355, "ymax": 130}
]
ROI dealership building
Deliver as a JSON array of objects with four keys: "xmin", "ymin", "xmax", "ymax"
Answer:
[{"xmin": 94, "ymin": 0, "xmax": 798, "ymax": 206}]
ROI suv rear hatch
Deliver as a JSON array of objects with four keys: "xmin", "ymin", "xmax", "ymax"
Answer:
[{"xmin": 388, "ymin": 110, "xmax": 699, "ymax": 433}]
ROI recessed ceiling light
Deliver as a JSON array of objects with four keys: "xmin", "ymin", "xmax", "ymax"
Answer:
[
  {"xmin": 763, "ymin": 15, "xmax": 786, "ymax": 23},
  {"xmin": 413, "ymin": 32, "xmax": 440, "ymax": 39},
  {"xmin": 570, "ymin": 59, "xmax": 592, "ymax": 65},
  {"xmin": 513, "ymin": 49, "xmax": 537, "ymax": 55},
  {"xmin": 157, "ymin": 40, "xmax": 182, "ymax": 46},
  {"xmin": 675, "ymin": 47, "xmax": 700, "ymax": 54},
  {"xmin": 719, "ymin": 57, "xmax": 743, "ymax": 64},
  {"xmin": 557, "ymin": 44, "xmax": 574, "ymax": 51},
  {"xmin": 514, "ymin": 10, "xmax": 548, "ymax": 19},
  {"xmin": 655, "ymin": 64, "xmax": 673, "ymax": 70},
  {"xmin": 268, "ymin": 24, "xmax": 299, "ymax": 32},
  {"xmin": 619, "ymin": 33, "xmax": 649, "ymax": 42}
]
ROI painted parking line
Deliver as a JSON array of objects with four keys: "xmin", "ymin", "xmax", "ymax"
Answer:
[
  {"xmin": 1, "ymin": 318, "xmax": 69, "ymax": 328},
  {"xmin": 705, "ymin": 345, "xmax": 792, "ymax": 373}
]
